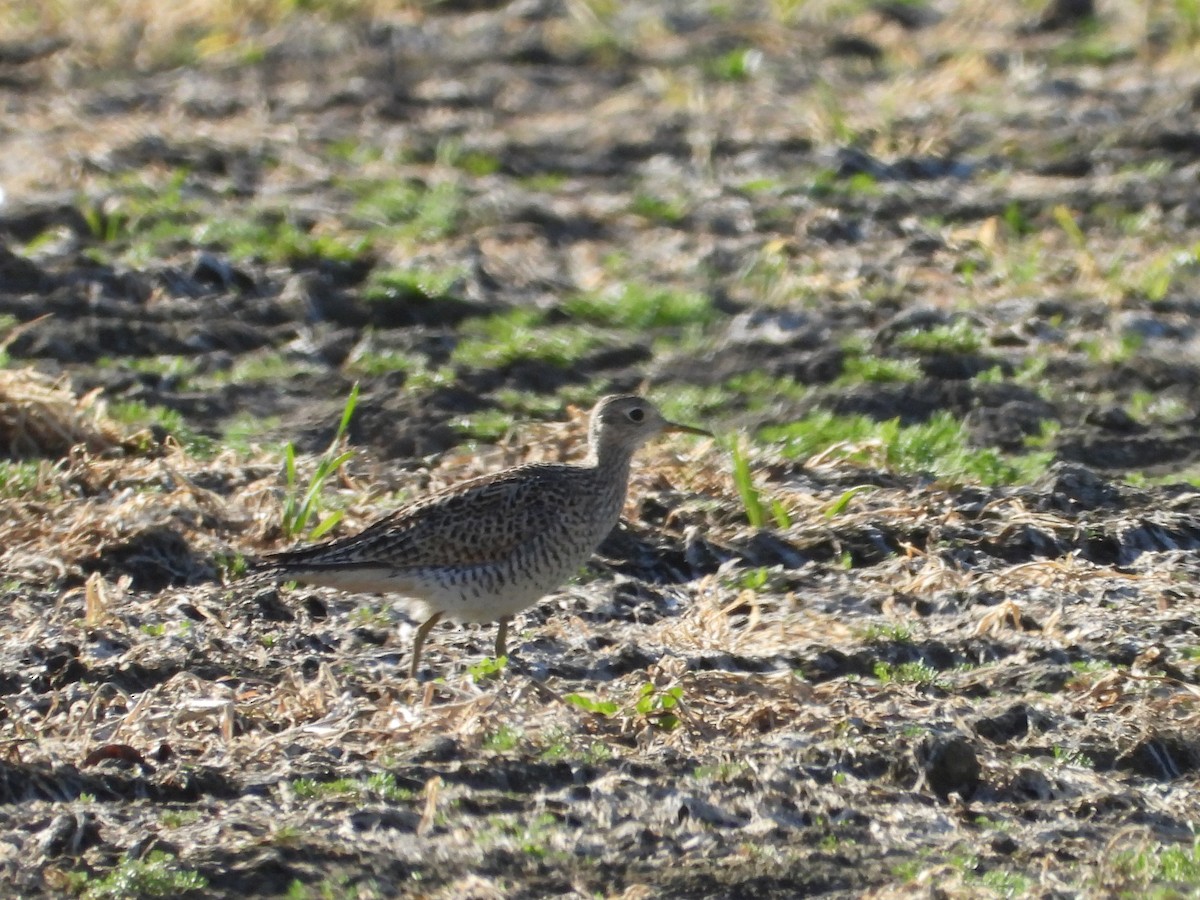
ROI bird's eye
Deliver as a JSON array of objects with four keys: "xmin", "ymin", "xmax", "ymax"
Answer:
[{"xmin": 627, "ymin": 407, "xmax": 645, "ymax": 423}]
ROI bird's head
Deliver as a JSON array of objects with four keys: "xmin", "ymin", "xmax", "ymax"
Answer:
[{"xmin": 588, "ymin": 394, "xmax": 711, "ymax": 458}]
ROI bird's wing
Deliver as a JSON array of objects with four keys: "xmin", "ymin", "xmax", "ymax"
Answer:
[{"xmin": 263, "ymin": 463, "xmax": 577, "ymax": 571}]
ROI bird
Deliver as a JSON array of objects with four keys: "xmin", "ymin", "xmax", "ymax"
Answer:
[{"xmin": 254, "ymin": 395, "xmax": 711, "ymax": 677}]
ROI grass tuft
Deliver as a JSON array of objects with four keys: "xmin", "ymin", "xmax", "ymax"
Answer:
[
  {"xmin": 71, "ymin": 851, "xmax": 207, "ymax": 899},
  {"xmin": 729, "ymin": 436, "xmax": 766, "ymax": 528},
  {"xmin": 893, "ymin": 320, "xmax": 985, "ymax": 355},
  {"xmin": 452, "ymin": 309, "xmax": 602, "ymax": 369},
  {"xmin": 280, "ymin": 383, "xmax": 359, "ymax": 540},
  {"xmin": 729, "ymin": 437, "xmax": 789, "ymax": 528},
  {"xmin": 760, "ymin": 411, "xmax": 1052, "ymax": 486},
  {"xmin": 873, "ymin": 660, "xmax": 944, "ymax": 688},
  {"xmin": 109, "ymin": 400, "xmax": 216, "ymax": 457},
  {"xmin": 562, "ymin": 283, "xmax": 715, "ymax": 330}
]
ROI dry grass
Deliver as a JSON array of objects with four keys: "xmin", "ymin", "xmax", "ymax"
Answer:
[{"xmin": 0, "ymin": 367, "xmax": 125, "ymax": 457}]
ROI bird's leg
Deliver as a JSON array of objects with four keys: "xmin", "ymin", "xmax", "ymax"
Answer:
[
  {"xmin": 410, "ymin": 611, "xmax": 445, "ymax": 679},
  {"xmin": 494, "ymin": 616, "xmax": 511, "ymax": 660}
]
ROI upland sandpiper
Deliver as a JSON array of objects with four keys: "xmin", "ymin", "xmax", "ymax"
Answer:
[{"xmin": 255, "ymin": 395, "xmax": 710, "ymax": 676}]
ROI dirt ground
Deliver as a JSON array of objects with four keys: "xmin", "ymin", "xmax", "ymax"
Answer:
[{"xmin": 1, "ymin": 0, "xmax": 1200, "ymax": 897}]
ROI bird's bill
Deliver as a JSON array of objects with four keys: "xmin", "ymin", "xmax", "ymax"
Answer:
[{"xmin": 663, "ymin": 420, "xmax": 713, "ymax": 437}]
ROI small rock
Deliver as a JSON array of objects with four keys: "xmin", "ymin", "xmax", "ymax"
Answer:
[{"xmin": 919, "ymin": 732, "xmax": 981, "ymax": 801}]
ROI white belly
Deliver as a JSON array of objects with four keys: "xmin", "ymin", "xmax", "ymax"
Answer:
[
  {"xmin": 408, "ymin": 528, "xmax": 604, "ymax": 628},
  {"xmin": 410, "ymin": 548, "xmax": 590, "ymax": 623},
  {"xmin": 287, "ymin": 519, "xmax": 609, "ymax": 625}
]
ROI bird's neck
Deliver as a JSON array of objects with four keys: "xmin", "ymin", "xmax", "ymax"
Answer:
[
  {"xmin": 587, "ymin": 440, "xmax": 636, "ymax": 497},
  {"xmin": 585, "ymin": 441, "xmax": 635, "ymax": 526},
  {"xmin": 588, "ymin": 437, "xmax": 634, "ymax": 473}
]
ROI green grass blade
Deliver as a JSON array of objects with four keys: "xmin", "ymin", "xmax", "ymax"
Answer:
[
  {"xmin": 333, "ymin": 382, "xmax": 359, "ymax": 447},
  {"xmin": 308, "ymin": 510, "xmax": 344, "ymax": 541},
  {"xmin": 770, "ymin": 499, "xmax": 792, "ymax": 529},
  {"xmin": 729, "ymin": 437, "xmax": 765, "ymax": 528},
  {"xmin": 279, "ymin": 385, "xmax": 360, "ymax": 540},
  {"xmin": 826, "ymin": 485, "xmax": 873, "ymax": 519},
  {"xmin": 284, "ymin": 442, "xmax": 298, "ymax": 487}
]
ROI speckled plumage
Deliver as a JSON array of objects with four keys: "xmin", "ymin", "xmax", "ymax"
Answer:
[{"xmin": 256, "ymin": 395, "xmax": 709, "ymax": 676}]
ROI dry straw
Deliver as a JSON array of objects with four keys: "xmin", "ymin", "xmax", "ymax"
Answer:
[{"xmin": 0, "ymin": 367, "xmax": 124, "ymax": 458}]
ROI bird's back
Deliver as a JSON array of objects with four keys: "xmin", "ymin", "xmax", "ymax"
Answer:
[{"xmin": 260, "ymin": 458, "xmax": 625, "ymax": 580}]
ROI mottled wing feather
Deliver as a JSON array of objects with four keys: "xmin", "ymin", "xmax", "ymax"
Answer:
[{"xmin": 264, "ymin": 463, "xmax": 578, "ymax": 572}]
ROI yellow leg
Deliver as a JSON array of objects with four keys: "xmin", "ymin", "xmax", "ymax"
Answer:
[
  {"xmin": 410, "ymin": 611, "xmax": 444, "ymax": 678},
  {"xmin": 495, "ymin": 616, "xmax": 511, "ymax": 660}
]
